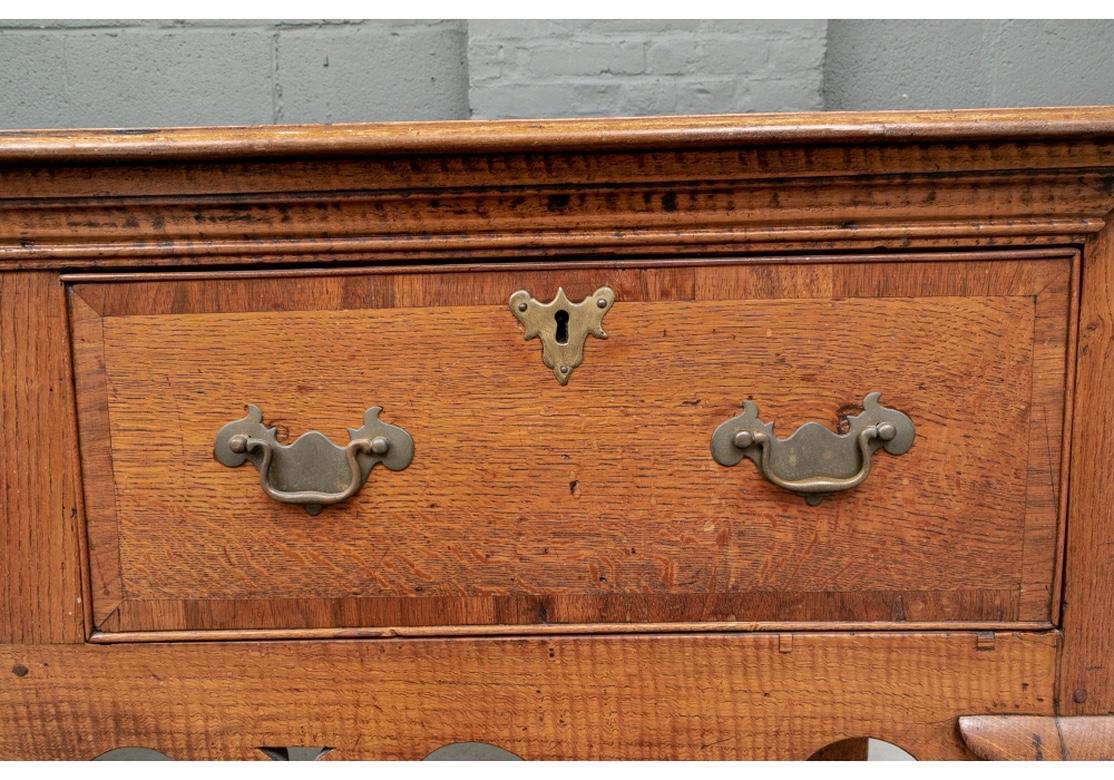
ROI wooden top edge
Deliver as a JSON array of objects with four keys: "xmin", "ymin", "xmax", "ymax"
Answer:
[{"xmin": 3, "ymin": 106, "xmax": 1114, "ymax": 162}]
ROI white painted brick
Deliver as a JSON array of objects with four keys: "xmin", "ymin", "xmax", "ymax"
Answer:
[
  {"xmin": 700, "ymin": 38, "xmax": 769, "ymax": 73},
  {"xmin": 466, "ymin": 43, "xmax": 507, "ymax": 84},
  {"xmin": 615, "ymin": 79, "xmax": 680, "ymax": 116},
  {"xmin": 526, "ymin": 42, "xmax": 644, "ymax": 77},
  {"xmin": 468, "ymin": 21, "xmax": 579, "ymax": 41},
  {"xmin": 675, "ymin": 78, "xmax": 740, "ymax": 114},
  {"xmin": 580, "ymin": 20, "xmax": 704, "ymax": 33},
  {"xmin": 645, "ymin": 39, "xmax": 701, "ymax": 75},
  {"xmin": 572, "ymin": 82, "xmax": 623, "ymax": 111},
  {"xmin": 745, "ymin": 77, "xmax": 823, "ymax": 112},
  {"xmin": 468, "ymin": 83, "xmax": 578, "ymax": 119},
  {"xmin": 0, "ymin": 19, "xmax": 841, "ymax": 129},
  {"xmin": 468, "ymin": 19, "xmax": 825, "ymax": 118},
  {"xmin": 698, "ymin": 20, "xmax": 826, "ymax": 38},
  {"xmin": 769, "ymin": 37, "xmax": 826, "ymax": 73}
]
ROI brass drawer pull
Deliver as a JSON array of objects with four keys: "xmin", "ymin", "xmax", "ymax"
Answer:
[
  {"xmin": 213, "ymin": 405, "xmax": 413, "ymax": 515},
  {"xmin": 710, "ymin": 392, "xmax": 915, "ymax": 505}
]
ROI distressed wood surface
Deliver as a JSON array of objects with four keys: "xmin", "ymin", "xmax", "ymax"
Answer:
[
  {"xmin": 69, "ymin": 293, "xmax": 124, "ymax": 623},
  {"xmin": 2, "ymin": 110, "xmax": 1114, "ymax": 269},
  {"xmin": 0, "ymin": 170, "xmax": 1106, "ymax": 268},
  {"xmin": 5, "ymin": 110, "xmax": 1114, "ymax": 759},
  {"xmin": 0, "ymin": 631, "xmax": 1056, "ymax": 760},
  {"xmin": 807, "ymin": 738, "xmax": 870, "ymax": 761},
  {"xmin": 0, "ymin": 272, "xmax": 85, "ymax": 644},
  {"xmin": 1059, "ymin": 219, "xmax": 1114, "ymax": 715},
  {"xmin": 71, "ymin": 257, "xmax": 1071, "ymax": 635},
  {"xmin": 959, "ymin": 715, "xmax": 1114, "ymax": 760},
  {"xmin": 4, "ymin": 106, "xmax": 1114, "ymax": 160},
  {"xmin": 85, "ymin": 619, "xmax": 1055, "ymax": 644}
]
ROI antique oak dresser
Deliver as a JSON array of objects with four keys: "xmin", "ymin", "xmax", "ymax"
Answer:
[{"xmin": 4, "ymin": 108, "xmax": 1114, "ymax": 761}]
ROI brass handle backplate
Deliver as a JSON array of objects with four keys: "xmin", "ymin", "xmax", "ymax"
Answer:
[
  {"xmin": 213, "ymin": 405, "xmax": 413, "ymax": 515},
  {"xmin": 710, "ymin": 392, "xmax": 915, "ymax": 505}
]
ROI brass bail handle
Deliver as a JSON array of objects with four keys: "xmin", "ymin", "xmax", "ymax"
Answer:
[
  {"xmin": 214, "ymin": 405, "xmax": 414, "ymax": 515},
  {"xmin": 710, "ymin": 392, "xmax": 915, "ymax": 505}
]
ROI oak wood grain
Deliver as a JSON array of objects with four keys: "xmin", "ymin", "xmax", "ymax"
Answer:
[
  {"xmin": 3, "ymin": 106, "xmax": 1114, "ymax": 160},
  {"xmin": 0, "ymin": 631, "xmax": 1056, "ymax": 760},
  {"xmin": 85, "ymin": 619, "xmax": 1055, "ymax": 644},
  {"xmin": 0, "ymin": 272, "xmax": 85, "ymax": 644},
  {"xmin": 55, "ymin": 247, "xmax": 1082, "ymax": 285},
  {"xmin": 3, "ymin": 143, "xmax": 1113, "ymax": 202},
  {"xmin": 4, "ymin": 109, "xmax": 1114, "ymax": 760},
  {"xmin": 959, "ymin": 715, "xmax": 1114, "ymax": 760},
  {"xmin": 1059, "ymin": 218, "xmax": 1114, "ymax": 715},
  {"xmin": 70, "ymin": 257, "xmax": 1071, "ymax": 635},
  {"xmin": 808, "ymin": 738, "xmax": 870, "ymax": 760},
  {"xmin": 3, "ymin": 111, "xmax": 1114, "ymax": 269},
  {"xmin": 1, "ymin": 169, "xmax": 1107, "ymax": 268},
  {"xmin": 69, "ymin": 293, "xmax": 124, "ymax": 626}
]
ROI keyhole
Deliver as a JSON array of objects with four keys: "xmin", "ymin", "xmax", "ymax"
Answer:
[{"xmin": 554, "ymin": 309, "xmax": 570, "ymax": 344}]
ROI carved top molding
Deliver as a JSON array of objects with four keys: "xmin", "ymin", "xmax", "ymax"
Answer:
[
  {"xmin": 3, "ymin": 106, "xmax": 1114, "ymax": 161},
  {"xmin": 3, "ymin": 107, "xmax": 1114, "ymax": 269}
]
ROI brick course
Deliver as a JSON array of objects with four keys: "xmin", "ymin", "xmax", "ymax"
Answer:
[{"xmin": 466, "ymin": 20, "xmax": 826, "ymax": 118}]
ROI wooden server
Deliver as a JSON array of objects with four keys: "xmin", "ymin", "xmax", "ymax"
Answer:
[{"xmin": 3, "ymin": 108, "xmax": 1114, "ymax": 760}]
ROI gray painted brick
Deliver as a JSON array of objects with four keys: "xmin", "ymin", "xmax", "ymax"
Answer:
[
  {"xmin": 645, "ymin": 39, "xmax": 700, "ymax": 75},
  {"xmin": 824, "ymin": 20, "xmax": 995, "ymax": 109},
  {"xmin": 275, "ymin": 21, "xmax": 468, "ymax": 122},
  {"xmin": 468, "ymin": 83, "xmax": 581, "ymax": 118},
  {"xmin": 576, "ymin": 20, "xmax": 704, "ymax": 33},
  {"xmin": 992, "ymin": 20, "xmax": 1114, "ymax": 106},
  {"xmin": 466, "ymin": 43, "xmax": 507, "ymax": 83},
  {"xmin": 697, "ymin": 20, "xmax": 825, "ymax": 37},
  {"xmin": 823, "ymin": 19, "xmax": 1114, "ymax": 110},
  {"xmin": 615, "ymin": 79, "xmax": 680, "ymax": 115},
  {"xmin": 674, "ymin": 78, "xmax": 739, "ymax": 114},
  {"xmin": 700, "ymin": 38, "xmax": 768, "ymax": 73},
  {"xmin": 0, "ymin": 33, "xmax": 67, "ymax": 128},
  {"xmin": 526, "ymin": 42, "xmax": 644, "ymax": 77},
  {"xmin": 467, "ymin": 21, "xmax": 580, "ymax": 41},
  {"xmin": 0, "ymin": 19, "xmax": 469, "ymax": 128},
  {"xmin": 467, "ymin": 19, "xmax": 826, "ymax": 118},
  {"xmin": 0, "ymin": 27, "xmax": 274, "ymax": 128},
  {"xmin": 3, "ymin": 20, "xmax": 1113, "ymax": 131},
  {"xmin": 768, "ymin": 36, "xmax": 825, "ymax": 73},
  {"xmin": 572, "ymin": 81, "xmax": 623, "ymax": 107},
  {"xmin": 745, "ymin": 77, "xmax": 824, "ymax": 112}
]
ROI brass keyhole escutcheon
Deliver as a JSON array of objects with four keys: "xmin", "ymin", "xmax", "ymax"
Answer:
[
  {"xmin": 509, "ymin": 286, "xmax": 614, "ymax": 384},
  {"xmin": 554, "ymin": 309, "xmax": 570, "ymax": 344}
]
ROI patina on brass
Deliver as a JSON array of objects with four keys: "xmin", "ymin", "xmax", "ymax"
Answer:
[
  {"xmin": 710, "ymin": 391, "xmax": 915, "ymax": 505},
  {"xmin": 213, "ymin": 404, "xmax": 413, "ymax": 515},
  {"xmin": 509, "ymin": 286, "xmax": 614, "ymax": 384}
]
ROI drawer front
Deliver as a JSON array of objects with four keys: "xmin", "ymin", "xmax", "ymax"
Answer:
[{"xmin": 70, "ymin": 255, "xmax": 1073, "ymax": 637}]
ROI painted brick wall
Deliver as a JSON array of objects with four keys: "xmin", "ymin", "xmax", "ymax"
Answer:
[
  {"xmin": 0, "ymin": 19, "xmax": 468, "ymax": 128},
  {"xmin": 824, "ymin": 19, "xmax": 1114, "ymax": 110},
  {"xmin": 467, "ymin": 20, "xmax": 827, "ymax": 118},
  {"xmin": 1, "ymin": 20, "xmax": 1113, "ymax": 128}
]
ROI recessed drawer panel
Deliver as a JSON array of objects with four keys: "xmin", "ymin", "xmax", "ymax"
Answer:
[{"xmin": 69, "ymin": 254, "xmax": 1073, "ymax": 637}]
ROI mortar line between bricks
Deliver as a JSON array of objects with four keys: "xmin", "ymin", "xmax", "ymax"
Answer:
[
  {"xmin": 0, "ymin": 21, "xmax": 389, "ymax": 31},
  {"xmin": 270, "ymin": 31, "xmax": 283, "ymax": 125}
]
